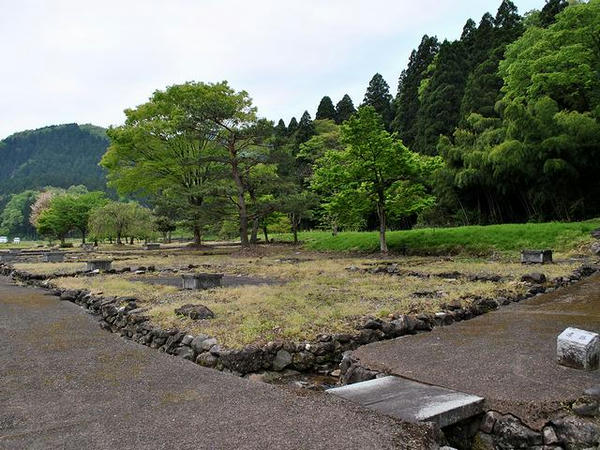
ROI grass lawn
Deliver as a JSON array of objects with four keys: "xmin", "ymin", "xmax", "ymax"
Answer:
[{"xmin": 274, "ymin": 220, "xmax": 600, "ymax": 255}]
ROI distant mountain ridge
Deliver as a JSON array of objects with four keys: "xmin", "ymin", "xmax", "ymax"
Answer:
[{"xmin": 0, "ymin": 123, "xmax": 110, "ymax": 207}]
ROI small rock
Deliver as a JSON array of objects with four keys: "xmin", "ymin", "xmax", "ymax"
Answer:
[
  {"xmin": 584, "ymin": 385, "xmax": 600, "ymax": 399},
  {"xmin": 552, "ymin": 416, "xmax": 600, "ymax": 448},
  {"xmin": 272, "ymin": 349, "xmax": 292, "ymax": 371},
  {"xmin": 195, "ymin": 352, "xmax": 217, "ymax": 368},
  {"xmin": 591, "ymin": 241, "xmax": 600, "ymax": 256},
  {"xmin": 543, "ymin": 426, "xmax": 558, "ymax": 445},
  {"xmin": 480, "ymin": 411, "xmax": 500, "ymax": 434},
  {"xmin": 521, "ymin": 272, "xmax": 546, "ymax": 284},
  {"xmin": 174, "ymin": 304, "xmax": 215, "ymax": 320},
  {"xmin": 572, "ymin": 400, "xmax": 599, "ymax": 417},
  {"xmin": 330, "ymin": 369, "xmax": 341, "ymax": 377}
]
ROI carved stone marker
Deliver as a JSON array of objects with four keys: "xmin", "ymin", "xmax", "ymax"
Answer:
[
  {"xmin": 144, "ymin": 243, "xmax": 160, "ymax": 250},
  {"xmin": 557, "ymin": 327, "xmax": 599, "ymax": 371},
  {"xmin": 44, "ymin": 252, "xmax": 65, "ymax": 263},
  {"xmin": 521, "ymin": 249, "xmax": 553, "ymax": 264},
  {"xmin": 181, "ymin": 273, "xmax": 223, "ymax": 290},
  {"xmin": 8, "ymin": 248, "xmax": 22, "ymax": 255},
  {"xmin": 86, "ymin": 260, "xmax": 113, "ymax": 272}
]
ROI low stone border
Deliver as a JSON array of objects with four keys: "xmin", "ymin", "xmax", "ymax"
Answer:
[
  {"xmin": 1, "ymin": 263, "xmax": 598, "ymax": 379},
  {"xmin": 338, "ymin": 355, "xmax": 600, "ymax": 449}
]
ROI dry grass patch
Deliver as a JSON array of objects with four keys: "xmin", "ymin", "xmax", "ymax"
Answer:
[{"xmin": 47, "ymin": 248, "xmax": 584, "ymax": 348}]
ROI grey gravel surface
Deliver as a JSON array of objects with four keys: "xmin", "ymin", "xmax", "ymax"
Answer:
[{"xmin": 0, "ymin": 276, "xmax": 434, "ymax": 450}]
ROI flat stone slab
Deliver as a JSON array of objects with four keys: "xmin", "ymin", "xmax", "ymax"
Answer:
[{"xmin": 327, "ymin": 376, "xmax": 484, "ymax": 428}]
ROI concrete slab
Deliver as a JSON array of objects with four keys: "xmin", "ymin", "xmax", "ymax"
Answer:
[
  {"xmin": 352, "ymin": 273, "xmax": 600, "ymax": 429},
  {"xmin": 327, "ymin": 376, "xmax": 484, "ymax": 428}
]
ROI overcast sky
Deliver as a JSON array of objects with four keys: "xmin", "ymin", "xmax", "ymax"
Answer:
[{"xmin": 0, "ymin": 0, "xmax": 542, "ymax": 139}]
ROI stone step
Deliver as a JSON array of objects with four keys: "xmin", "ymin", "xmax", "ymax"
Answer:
[{"xmin": 327, "ymin": 376, "xmax": 484, "ymax": 428}]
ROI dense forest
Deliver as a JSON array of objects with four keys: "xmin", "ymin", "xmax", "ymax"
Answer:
[
  {"xmin": 2, "ymin": 0, "xmax": 599, "ymax": 250},
  {"xmin": 0, "ymin": 124, "xmax": 109, "ymax": 210}
]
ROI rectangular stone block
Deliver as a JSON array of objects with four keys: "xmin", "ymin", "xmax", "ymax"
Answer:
[
  {"xmin": 86, "ymin": 260, "xmax": 113, "ymax": 272},
  {"xmin": 144, "ymin": 243, "xmax": 160, "ymax": 250},
  {"xmin": 521, "ymin": 249, "xmax": 553, "ymax": 264},
  {"xmin": 557, "ymin": 327, "xmax": 599, "ymax": 371},
  {"xmin": 181, "ymin": 273, "xmax": 223, "ymax": 290},
  {"xmin": 44, "ymin": 252, "xmax": 65, "ymax": 263},
  {"xmin": 327, "ymin": 376, "xmax": 484, "ymax": 428}
]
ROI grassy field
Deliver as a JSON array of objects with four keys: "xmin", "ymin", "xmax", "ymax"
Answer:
[{"xmin": 274, "ymin": 220, "xmax": 600, "ymax": 255}]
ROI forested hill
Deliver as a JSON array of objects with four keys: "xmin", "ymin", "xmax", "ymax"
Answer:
[{"xmin": 0, "ymin": 124, "xmax": 109, "ymax": 207}]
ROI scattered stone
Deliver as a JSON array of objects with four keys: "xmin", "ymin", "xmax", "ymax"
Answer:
[
  {"xmin": 543, "ymin": 426, "xmax": 559, "ymax": 445},
  {"xmin": 480, "ymin": 411, "xmax": 500, "ymax": 434},
  {"xmin": 591, "ymin": 228, "xmax": 600, "ymax": 239},
  {"xmin": 272, "ymin": 349, "xmax": 292, "ymax": 371},
  {"xmin": 86, "ymin": 260, "xmax": 112, "ymax": 272},
  {"xmin": 572, "ymin": 399, "xmax": 599, "ymax": 417},
  {"xmin": 330, "ymin": 369, "xmax": 341, "ymax": 377},
  {"xmin": 181, "ymin": 273, "xmax": 223, "ymax": 290},
  {"xmin": 551, "ymin": 416, "xmax": 600, "ymax": 449},
  {"xmin": 521, "ymin": 272, "xmax": 546, "ymax": 284},
  {"xmin": 557, "ymin": 327, "xmax": 599, "ymax": 370},
  {"xmin": 195, "ymin": 352, "xmax": 217, "ymax": 368},
  {"xmin": 492, "ymin": 414, "xmax": 543, "ymax": 448},
  {"xmin": 584, "ymin": 385, "xmax": 600, "ymax": 399},
  {"xmin": 174, "ymin": 304, "xmax": 215, "ymax": 320},
  {"xmin": 521, "ymin": 249, "xmax": 553, "ymax": 264},
  {"xmin": 591, "ymin": 241, "xmax": 600, "ymax": 256}
]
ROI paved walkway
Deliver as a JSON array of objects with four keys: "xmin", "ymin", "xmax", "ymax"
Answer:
[
  {"xmin": 353, "ymin": 273, "xmax": 600, "ymax": 429},
  {"xmin": 0, "ymin": 277, "xmax": 433, "ymax": 450}
]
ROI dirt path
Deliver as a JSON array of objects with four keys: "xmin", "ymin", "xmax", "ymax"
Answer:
[
  {"xmin": 0, "ymin": 276, "xmax": 433, "ymax": 450},
  {"xmin": 352, "ymin": 273, "xmax": 600, "ymax": 429}
]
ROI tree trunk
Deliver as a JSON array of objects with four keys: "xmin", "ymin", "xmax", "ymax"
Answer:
[
  {"xmin": 129, "ymin": 236, "xmax": 134, "ymax": 245},
  {"xmin": 332, "ymin": 222, "xmax": 338, "ymax": 236},
  {"xmin": 231, "ymin": 159, "xmax": 249, "ymax": 248},
  {"xmin": 193, "ymin": 225, "xmax": 202, "ymax": 246},
  {"xmin": 250, "ymin": 218, "xmax": 259, "ymax": 244},
  {"xmin": 116, "ymin": 233, "xmax": 122, "ymax": 245},
  {"xmin": 262, "ymin": 225, "xmax": 269, "ymax": 244},
  {"xmin": 376, "ymin": 194, "xmax": 388, "ymax": 254},
  {"xmin": 291, "ymin": 214, "xmax": 299, "ymax": 245},
  {"xmin": 81, "ymin": 230, "xmax": 86, "ymax": 244},
  {"xmin": 60, "ymin": 236, "xmax": 66, "ymax": 246},
  {"xmin": 168, "ymin": 231, "xmax": 172, "ymax": 244}
]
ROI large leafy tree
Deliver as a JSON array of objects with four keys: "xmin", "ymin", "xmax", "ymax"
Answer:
[
  {"xmin": 315, "ymin": 96, "xmax": 336, "ymax": 120},
  {"xmin": 362, "ymin": 73, "xmax": 394, "ymax": 129},
  {"xmin": 89, "ymin": 201, "xmax": 153, "ymax": 244},
  {"xmin": 312, "ymin": 107, "xmax": 438, "ymax": 253},
  {"xmin": 335, "ymin": 94, "xmax": 356, "ymax": 124},
  {"xmin": 36, "ymin": 191, "xmax": 107, "ymax": 244},
  {"xmin": 104, "ymin": 81, "xmax": 270, "ymax": 247},
  {"xmin": 0, "ymin": 190, "xmax": 38, "ymax": 237}
]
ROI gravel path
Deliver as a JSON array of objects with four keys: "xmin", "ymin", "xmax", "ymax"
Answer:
[{"xmin": 0, "ymin": 276, "xmax": 433, "ymax": 450}]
